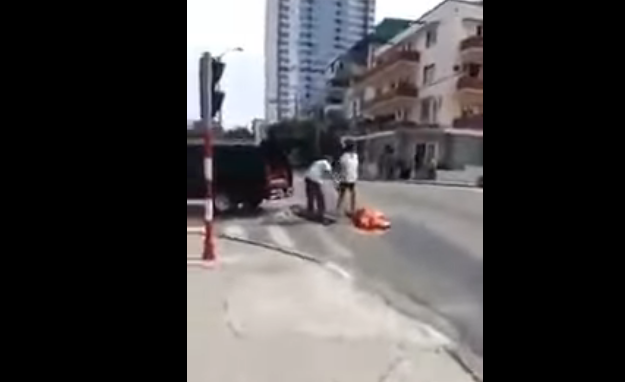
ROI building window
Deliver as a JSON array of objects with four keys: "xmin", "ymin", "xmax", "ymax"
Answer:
[
  {"xmin": 425, "ymin": 27, "xmax": 437, "ymax": 48},
  {"xmin": 420, "ymin": 98, "xmax": 432, "ymax": 123},
  {"xmin": 423, "ymin": 64, "xmax": 435, "ymax": 86},
  {"xmin": 477, "ymin": 25, "xmax": 483, "ymax": 37}
]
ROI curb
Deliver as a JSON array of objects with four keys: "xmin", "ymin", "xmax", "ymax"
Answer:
[
  {"xmin": 445, "ymin": 345, "xmax": 484, "ymax": 382},
  {"xmin": 359, "ymin": 179, "xmax": 481, "ymax": 189},
  {"xmin": 364, "ymin": 279, "xmax": 483, "ymax": 382},
  {"xmin": 217, "ymin": 233, "xmax": 352, "ymax": 280},
  {"xmin": 403, "ymin": 180, "xmax": 479, "ymax": 188}
]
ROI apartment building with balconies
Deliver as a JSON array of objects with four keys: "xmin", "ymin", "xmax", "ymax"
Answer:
[
  {"xmin": 319, "ymin": 18, "xmax": 412, "ymax": 119},
  {"xmin": 346, "ymin": 0, "xmax": 482, "ymax": 172},
  {"xmin": 353, "ymin": 0, "xmax": 482, "ymax": 129}
]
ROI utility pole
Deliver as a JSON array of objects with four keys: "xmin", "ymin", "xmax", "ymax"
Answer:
[{"xmin": 198, "ymin": 52, "xmax": 215, "ymax": 262}]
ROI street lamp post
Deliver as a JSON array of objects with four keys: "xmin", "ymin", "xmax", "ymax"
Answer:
[{"xmin": 216, "ymin": 47, "xmax": 243, "ymax": 60}]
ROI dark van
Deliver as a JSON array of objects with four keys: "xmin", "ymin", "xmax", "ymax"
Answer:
[{"xmin": 187, "ymin": 139, "xmax": 293, "ymax": 213}]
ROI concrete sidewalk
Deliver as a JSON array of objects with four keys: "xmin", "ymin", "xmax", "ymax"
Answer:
[{"xmin": 187, "ymin": 234, "xmax": 475, "ymax": 382}]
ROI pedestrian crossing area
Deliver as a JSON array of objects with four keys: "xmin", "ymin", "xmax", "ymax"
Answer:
[{"xmin": 215, "ymin": 221, "xmax": 357, "ymax": 261}]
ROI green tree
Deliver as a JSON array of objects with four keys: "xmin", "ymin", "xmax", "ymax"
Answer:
[
  {"xmin": 266, "ymin": 118, "xmax": 344, "ymax": 168},
  {"xmin": 223, "ymin": 127, "xmax": 254, "ymax": 140}
]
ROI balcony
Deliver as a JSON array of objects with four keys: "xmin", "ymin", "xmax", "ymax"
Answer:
[
  {"xmin": 356, "ymin": 50, "xmax": 421, "ymax": 87},
  {"xmin": 460, "ymin": 35, "xmax": 483, "ymax": 63},
  {"xmin": 457, "ymin": 76, "xmax": 483, "ymax": 91},
  {"xmin": 357, "ymin": 115, "xmax": 421, "ymax": 133},
  {"xmin": 453, "ymin": 114, "xmax": 483, "ymax": 130},
  {"xmin": 363, "ymin": 83, "xmax": 419, "ymax": 115},
  {"xmin": 461, "ymin": 35, "xmax": 483, "ymax": 50},
  {"xmin": 456, "ymin": 76, "xmax": 483, "ymax": 106}
]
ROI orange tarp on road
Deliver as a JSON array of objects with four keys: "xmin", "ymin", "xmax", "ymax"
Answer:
[{"xmin": 352, "ymin": 207, "xmax": 391, "ymax": 232}]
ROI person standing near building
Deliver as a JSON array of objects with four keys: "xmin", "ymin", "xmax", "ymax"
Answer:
[
  {"xmin": 380, "ymin": 145, "xmax": 395, "ymax": 180},
  {"xmin": 336, "ymin": 140, "xmax": 359, "ymax": 216}
]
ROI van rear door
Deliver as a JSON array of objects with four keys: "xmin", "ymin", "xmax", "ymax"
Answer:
[{"xmin": 261, "ymin": 141, "xmax": 293, "ymax": 198}]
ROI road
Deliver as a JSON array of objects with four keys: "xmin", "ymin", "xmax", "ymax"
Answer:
[{"xmin": 187, "ymin": 177, "xmax": 483, "ymax": 360}]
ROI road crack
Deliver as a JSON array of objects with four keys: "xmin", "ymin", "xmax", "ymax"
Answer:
[
  {"xmin": 377, "ymin": 342, "xmax": 408, "ymax": 382},
  {"xmin": 222, "ymin": 299, "xmax": 244, "ymax": 339}
]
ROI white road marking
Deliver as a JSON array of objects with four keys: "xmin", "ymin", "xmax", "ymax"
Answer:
[
  {"xmin": 312, "ymin": 225, "xmax": 353, "ymax": 259},
  {"xmin": 186, "ymin": 259, "xmax": 217, "ymax": 268},
  {"xmin": 186, "ymin": 227, "xmax": 204, "ymax": 234},
  {"xmin": 222, "ymin": 224, "xmax": 248, "ymax": 240},
  {"xmin": 186, "ymin": 199, "xmax": 204, "ymax": 206},
  {"xmin": 186, "ymin": 257, "xmax": 245, "ymax": 267},
  {"xmin": 323, "ymin": 262, "xmax": 353, "ymax": 280},
  {"xmin": 267, "ymin": 225, "xmax": 296, "ymax": 249}
]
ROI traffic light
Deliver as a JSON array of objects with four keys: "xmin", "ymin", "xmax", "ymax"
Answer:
[
  {"xmin": 199, "ymin": 53, "xmax": 226, "ymax": 121},
  {"xmin": 211, "ymin": 59, "xmax": 225, "ymax": 117}
]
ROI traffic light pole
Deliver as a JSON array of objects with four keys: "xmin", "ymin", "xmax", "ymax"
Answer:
[{"xmin": 199, "ymin": 52, "xmax": 215, "ymax": 262}]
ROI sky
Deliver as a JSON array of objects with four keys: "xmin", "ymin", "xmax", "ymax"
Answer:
[{"xmin": 187, "ymin": 0, "xmax": 443, "ymax": 128}]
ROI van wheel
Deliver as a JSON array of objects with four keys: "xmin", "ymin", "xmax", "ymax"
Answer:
[
  {"xmin": 214, "ymin": 193, "xmax": 233, "ymax": 214},
  {"xmin": 244, "ymin": 198, "xmax": 263, "ymax": 211}
]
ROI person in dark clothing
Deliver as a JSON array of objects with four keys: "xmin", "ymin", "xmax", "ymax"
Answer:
[{"xmin": 427, "ymin": 157, "xmax": 438, "ymax": 180}]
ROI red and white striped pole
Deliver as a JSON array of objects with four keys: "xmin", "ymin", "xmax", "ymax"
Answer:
[
  {"xmin": 200, "ymin": 52, "xmax": 216, "ymax": 262},
  {"xmin": 202, "ymin": 126, "xmax": 215, "ymax": 261}
]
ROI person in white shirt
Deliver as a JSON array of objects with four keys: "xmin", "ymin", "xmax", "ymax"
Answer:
[
  {"xmin": 304, "ymin": 156, "xmax": 334, "ymax": 221},
  {"xmin": 336, "ymin": 140, "xmax": 359, "ymax": 216}
]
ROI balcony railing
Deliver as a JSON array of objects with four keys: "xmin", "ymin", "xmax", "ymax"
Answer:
[
  {"xmin": 359, "ymin": 50, "xmax": 421, "ymax": 82},
  {"xmin": 460, "ymin": 35, "xmax": 483, "ymax": 51},
  {"xmin": 365, "ymin": 83, "xmax": 419, "ymax": 109},
  {"xmin": 356, "ymin": 116, "xmax": 421, "ymax": 133},
  {"xmin": 457, "ymin": 76, "xmax": 483, "ymax": 91},
  {"xmin": 453, "ymin": 114, "xmax": 483, "ymax": 129}
]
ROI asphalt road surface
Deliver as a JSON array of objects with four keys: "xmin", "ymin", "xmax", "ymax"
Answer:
[{"xmin": 187, "ymin": 177, "xmax": 483, "ymax": 360}]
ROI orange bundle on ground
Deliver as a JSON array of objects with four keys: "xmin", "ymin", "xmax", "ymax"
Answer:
[{"xmin": 352, "ymin": 207, "xmax": 391, "ymax": 231}]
